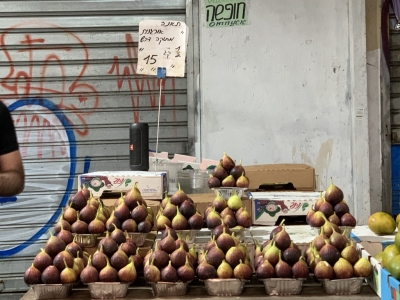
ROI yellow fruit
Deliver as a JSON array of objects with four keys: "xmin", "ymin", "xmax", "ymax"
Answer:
[
  {"xmin": 383, "ymin": 245, "xmax": 400, "ymax": 269},
  {"xmin": 368, "ymin": 212, "xmax": 396, "ymax": 235},
  {"xmin": 389, "ymin": 254, "xmax": 400, "ymax": 279},
  {"xmin": 375, "ymin": 251, "xmax": 384, "ymax": 263},
  {"xmin": 397, "ymin": 214, "xmax": 400, "ymax": 225}
]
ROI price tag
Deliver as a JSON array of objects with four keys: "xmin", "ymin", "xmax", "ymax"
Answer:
[{"xmin": 137, "ymin": 20, "xmax": 188, "ymax": 78}]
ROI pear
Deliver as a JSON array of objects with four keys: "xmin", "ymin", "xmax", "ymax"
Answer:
[
  {"xmin": 256, "ymin": 258, "xmax": 275, "ymax": 279},
  {"xmin": 230, "ymin": 159, "xmax": 245, "ymax": 180},
  {"xmin": 161, "ymin": 191, "xmax": 170, "ymax": 209},
  {"xmin": 99, "ymin": 257, "xmax": 118, "ymax": 282},
  {"xmin": 177, "ymin": 256, "xmax": 195, "ymax": 282},
  {"xmin": 80, "ymin": 255, "xmax": 99, "ymax": 284},
  {"xmin": 196, "ymin": 260, "xmax": 217, "ymax": 280},
  {"xmin": 171, "ymin": 207, "xmax": 188, "ymax": 230},
  {"xmin": 222, "ymin": 175, "xmax": 236, "ymax": 187},
  {"xmin": 333, "ymin": 258, "xmax": 354, "ymax": 279},
  {"xmin": 314, "ymin": 261, "xmax": 334, "ymax": 280},
  {"xmin": 221, "ymin": 152, "xmax": 235, "ymax": 172},
  {"xmin": 217, "ymin": 260, "xmax": 233, "ymax": 279},
  {"xmin": 227, "ymin": 191, "xmax": 242, "ymax": 211},
  {"xmin": 264, "ymin": 241, "xmax": 280, "ymax": 266},
  {"xmin": 24, "ymin": 264, "xmax": 42, "ymax": 285},
  {"xmin": 60, "ymin": 258, "xmax": 77, "ymax": 284},
  {"xmin": 206, "ymin": 243, "xmax": 225, "ymax": 269},
  {"xmin": 353, "ymin": 257, "xmax": 372, "ymax": 277},
  {"xmin": 314, "ymin": 191, "xmax": 325, "ymax": 211},
  {"xmin": 225, "ymin": 245, "xmax": 246, "ymax": 269},
  {"xmin": 170, "ymin": 183, "xmax": 188, "ymax": 206},
  {"xmin": 292, "ymin": 257, "xmax": 309, "ymax": 279},
  {"xmin": 212, "ymin": 162, "xmax": 228, "ymax": 181},
  {"xmin": 208, "ymin": 175, "xmax": 221, "ymax": 189},
  {"xmin": 324, "ymin": 177, "xmax": 344, "ymax": 207},
  {"xmin": 275, "ymin": 251, "xmax": 293, "ymax": 278},
  {"xmin": 125, "ymin": 182, "xmax": 143, "ymax": 210},
  {"xmin": 274, "ymin": 224, "xmax": 291, "ymax": 251},
  {"xmin": 233, "ymin": 259, "xmax": 252, "ymax": 280},
  {"xmin": 216, "ymin": 227, "xmax": 236, "ymax": 253},
  {"xmin": 161, "ymin": 261, "xmax": 178, "ymax": 282},
  {"xmin": 206, "ymin": 208, "xmax": 222, "ymax": 229},
  {"xmin": 236, "ymin": 172, "xmax": 250, "ymax": 188},
  {"xmin": 118, "ymin": 257, "xmax": 137, "ymax": 283}
]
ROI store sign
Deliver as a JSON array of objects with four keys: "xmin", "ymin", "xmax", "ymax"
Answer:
[
  {"xmin": 205, "ymin": 0, "xmax": 248, "ymax": 28},
  {"xmin": 137, "ymin": 20, "xmax": 188, "ymax": 78}
]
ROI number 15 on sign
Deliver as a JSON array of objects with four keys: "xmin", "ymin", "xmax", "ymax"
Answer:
[{"xmin": 137, "ymin": 20, "xmax": 188, "ymax": 77}]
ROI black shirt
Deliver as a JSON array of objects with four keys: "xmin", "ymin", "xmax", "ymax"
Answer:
[{"xmin": 0, "ymin": 102, "xmax": 19, "ymax": 155}]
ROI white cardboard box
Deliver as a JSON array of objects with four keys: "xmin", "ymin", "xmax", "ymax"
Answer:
[
  {"xmin": 78, "ymin": 171, "xmax": 167, "ymax": 199},
  {"xmin": 247, "ymin": 191, "xmax": 319, "ymax": 225}
]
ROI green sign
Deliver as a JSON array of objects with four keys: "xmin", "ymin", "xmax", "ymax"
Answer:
[{"xmin": 205, "ymin": 0, "xmax": 247, "ymax": 28}]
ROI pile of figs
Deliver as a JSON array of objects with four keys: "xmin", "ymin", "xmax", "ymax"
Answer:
[
  {"xmin": 155, "ymin": 186, "xmax": 203, "ymax": 231},
  {"xmin": 205, "ymin": 192, "xmax": 252, "ymax": 229},
  {"xmin": 254, "ymin": 221, "xmax": 310, "ymax": 279},
  {"xmin": 109, "ymin": 183, "xmax": 153, "ymax": 234},
  {"xmin": 79, "ymin": 227, "xmax": 140, "ymax": 283},
  {"xmin": 305, "ymin": 221, "xmax": 372, "ymax": 280},
  {"xmin": 307, "ymin": 178, "xmax": 356, "ymax": 228},
  {"xmin": 24, "ymin": 232, "xmax": 89, "ymax": 285},
  {"xmin": 195, "ymin": 228, "xmax": 252, "ymax": 280},
  {"xmin": 143, "ymin": 227, "xmax": 196, "ymax": 283},
  {"xmin": 208, "ymin": 153, "xmax": 250, "ymax": 189},
  {"xmin": 59, "ymin": 188, "xmax": 111, "ymax": 235}
]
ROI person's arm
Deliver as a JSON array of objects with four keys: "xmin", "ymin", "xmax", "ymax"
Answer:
[{"xmin": 0, "ymin": 149, "xmax": 25, "ymax": 196}]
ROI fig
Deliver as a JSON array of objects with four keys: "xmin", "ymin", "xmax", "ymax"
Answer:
[{"xmin": 80, "ymin": 255, "xmax": 99, "ymax": 284}]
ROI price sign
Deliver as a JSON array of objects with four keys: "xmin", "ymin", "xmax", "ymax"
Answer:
[{"xmin": 137, "ymin": 20, "xmax": 188, "ymax": 77}]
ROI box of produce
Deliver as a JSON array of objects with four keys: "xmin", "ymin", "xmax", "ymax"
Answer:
[
  {"xmin": 243, "ymin": 163, "xmax": 315, "ymax": 191},
  {"xmin": 155, "ymin": 185, "xmax": 204, "ymax": 237},
  {"xmin": 249, "ymin": 191, "xmax": 319, "ymax": 225},
  {"xmin": 78, "ymin": 171, "xmax": 167, "ymax": 199},
  {"xmin": 143, "ymin": 227, "xmax": 196, "ymax": 296},
  {"xmin": 194, "ymin": 227, "xmax": 253, "ymax": 296}
]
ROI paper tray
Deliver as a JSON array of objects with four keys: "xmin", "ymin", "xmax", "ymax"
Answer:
[
  {"xmin": 31, "ymin": 284, "xmax": 73, "ymax": 299},
  {"xmin": 321, "ymin": 278, "xmax": 365, "ymax": 295},
  {"xmin": 261, "ymin": 278, "xmax": 304, "ymax": 295},
  {"xmin": 150, "ymin": 282, "xmax": 190, "ymax": 297},
  {"xmin": 204, "ymin": 279, "xmax": 246, "ymax": 296},
  {"xmin": 311, "ymin": 226, "xmax": 354, "ymax": 238},
  {"xmin": 87, "ymin": 282, "xmax": 130, "ymax": 299},
  {"xmin": 125, "ymin": 232, "xmax": 147, "ymax": 246},
  {"xmin": 175, "ymin": 229, "xmax": 198, "ymax": 244},
  {"xmin": 212, "ymin": 187, "xmax": 247, "ymax": 200},
  {"xmin": 72, "ymin": 233, "xmax": 98, "ymax": 247}
]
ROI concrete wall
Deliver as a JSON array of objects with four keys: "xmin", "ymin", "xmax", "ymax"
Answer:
[{"xmin": 199, "ymin": 0, "xmax": 373, "ymax": 223}]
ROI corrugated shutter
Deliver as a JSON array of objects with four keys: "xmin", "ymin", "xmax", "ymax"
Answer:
[
  {"xmin": 0, "ymin": 0, "xmax": 189, "ymax": 292},
  {"xmin": 391, "ymin": 12, "xmax": 400, "ymax": 143}
]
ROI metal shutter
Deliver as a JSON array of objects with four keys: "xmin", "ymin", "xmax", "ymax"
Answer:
[{"xmin": 0, "ymin": 0, "xmax": 189, "ymax": 292}]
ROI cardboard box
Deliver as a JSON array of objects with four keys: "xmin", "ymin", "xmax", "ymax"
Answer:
[
  {"xmin": 248, "ymin": 191, "xmax": 319, "ymax": 226},
  {"xmin": 187, "ymin": 193, "xmax": 252, "ymax": 219},
  {"xmin": 79, "ymin": 171, "xmax": 167, "ymax": 199},
  {"xmin": 351, "ymin": 225, "xmax": 395, "ymax": 298},
  {"xmin": 244, "ymin": 164, "xmax": 315, "ymax": 191}
]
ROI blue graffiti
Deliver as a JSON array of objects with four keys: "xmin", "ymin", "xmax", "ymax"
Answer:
[
  {"xmin": 0, "ymin": 99, "xmax": 76, "ymax": 257},
  {"xmin": 0, "ymin": 196, "xmax": 17, "ymax": 204},
  {"xmin": 84, "ymin": 156, "xmax": 91, "ymax": 174}
]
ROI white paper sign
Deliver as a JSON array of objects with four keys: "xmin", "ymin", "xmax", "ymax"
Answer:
[{"xmin": 137, "ymin": 20, "xmax": 188, "ymax": 78}]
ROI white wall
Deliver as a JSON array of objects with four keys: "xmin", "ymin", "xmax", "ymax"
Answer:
[{"xmin": 199, "ymin": 0, "xmax": 372, "ymax": 223}]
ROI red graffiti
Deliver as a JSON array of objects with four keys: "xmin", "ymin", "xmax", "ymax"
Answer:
[
  {"xmin": 108, "ymin": 33, "xmax": 177, "ymax": 123},
  {"xmin": 0, "ymin": 21, "xmax": 99, "ymax": 137}
]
